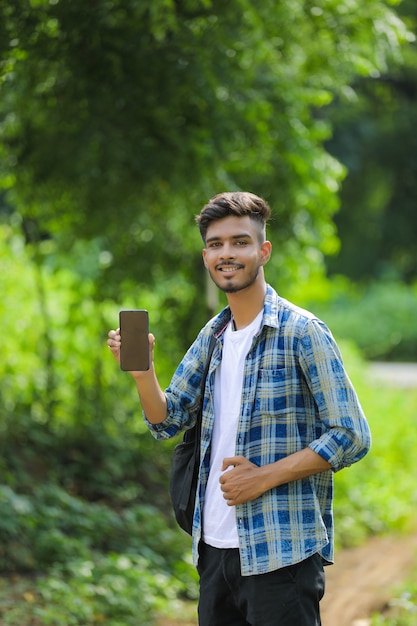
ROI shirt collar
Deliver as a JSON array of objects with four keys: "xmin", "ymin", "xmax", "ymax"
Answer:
[{"xmin": 211, "ymin": 284, "xmax": 280, "ymax": 338}]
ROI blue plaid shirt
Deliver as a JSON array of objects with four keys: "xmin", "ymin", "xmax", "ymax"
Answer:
[{"xmin": 146, "ymin": 285, "xmax": 371, "ymax": 575}]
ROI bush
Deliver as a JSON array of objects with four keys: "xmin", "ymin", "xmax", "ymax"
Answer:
[
  {"xmin": 286, "ymin": 275, "xmax": 417, "ymax": 361},
  {"xmin": 0, "ymin": 481, "xmax": 191, "ymax": 573},
  {"xmin": 0, "ymin": 481, "xmax": 198, "ymax": 624},
  {"xmin": 0, "ymin": 554, "xmax": 185, "ymax": 626},
  {"xmin": 35, "ymin": 554, "xmax": 184, "ymax": 626}
]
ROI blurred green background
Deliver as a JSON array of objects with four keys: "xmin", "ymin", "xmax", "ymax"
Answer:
[{"xmin": 0, "ymin": 0, "xmax": 416, "ymax": 624}]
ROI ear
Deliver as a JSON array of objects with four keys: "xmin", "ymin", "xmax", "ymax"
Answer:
[
  {"xmin": 202, "ymin": 248, "xmax": 208, "ymax": 268},
  {"xmin": 260, "ymin": 240, "xmax": 272, "ymax": 266}
]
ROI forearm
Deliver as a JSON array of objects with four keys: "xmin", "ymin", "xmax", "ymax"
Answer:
[
  {"xmin": 221, "ymin": 448, "xmax": 332, "ymax": 506},
  {"xmin": 261, "ymin": 447, "xmax": 331, "ymax": 492},
  {"xmin": 132, "ymin": 365, "xmax": 168, "ymax": 424}
]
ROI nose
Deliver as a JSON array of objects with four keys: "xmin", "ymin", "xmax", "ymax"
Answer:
[{"xmin": 220, "ymin": 242, "xmax": 235, "ymax": 259}]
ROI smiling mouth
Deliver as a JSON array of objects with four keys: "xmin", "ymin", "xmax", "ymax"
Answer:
[{"xmin": 217, "ymin": 264, "xmax": 242, "ymax": 273}]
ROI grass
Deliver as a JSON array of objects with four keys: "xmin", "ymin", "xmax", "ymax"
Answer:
[
  {"xmin": 333, "ymin": 346, "xmax": 417, "ymax": 549},
  {"xmin": 337, "ymin": 348, "xmax": 417, "ymax": 626}
]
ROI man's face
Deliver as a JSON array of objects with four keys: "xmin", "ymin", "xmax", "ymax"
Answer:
[{"xmin": 202, "ymin": 215, "xmax": 271, "ymax": 294}]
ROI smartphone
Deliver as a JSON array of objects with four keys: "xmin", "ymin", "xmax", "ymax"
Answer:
[{"xmin": 119, "ymin": 309, "xmax": 150, "ymax": 371}]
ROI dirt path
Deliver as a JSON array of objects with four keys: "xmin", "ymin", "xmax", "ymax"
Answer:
[
  {"xmin": 321, "ymin": 531, "xmax": 417, "ymax": 625},
  {"xmin": 157, "ymin": 531, "xmax": 417, "ymax": 626}
]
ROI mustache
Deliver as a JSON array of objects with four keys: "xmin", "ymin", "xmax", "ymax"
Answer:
[{"xmin": 215, "ymin": 262, "xmax": 244, "ymax": 269}]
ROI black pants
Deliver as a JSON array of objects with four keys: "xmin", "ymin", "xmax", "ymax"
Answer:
[{"xmin": 197, "ymin": 542, "xmax": 325, "ymax": 626}]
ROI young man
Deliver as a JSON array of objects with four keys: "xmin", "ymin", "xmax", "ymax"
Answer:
[{"xmin": 108, "ymin": 191, "xmax": 371, "ymax": 626}]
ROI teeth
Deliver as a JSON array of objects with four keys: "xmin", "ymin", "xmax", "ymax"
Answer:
[{"xmin": 221, "ymin": 266, "xmax": 239, "ymax": 272}]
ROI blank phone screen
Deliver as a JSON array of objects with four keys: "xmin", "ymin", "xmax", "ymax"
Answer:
[{"xmin": 119, "ymin": 310, "xmax": 150, "ymax": 371}]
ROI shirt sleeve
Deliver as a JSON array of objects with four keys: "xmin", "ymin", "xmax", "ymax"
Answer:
[
  {"xmin": 144, "ymin": 331, "xmax": 209, "ymax": 440},
  {"xmin": 299, "ymin": 318, "xmax": 371, "ymax": 472}
]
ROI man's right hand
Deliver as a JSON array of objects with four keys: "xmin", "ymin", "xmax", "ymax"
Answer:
[
  {"xmin": 107, "ymin": 328, "xmax": 156, "ymax": 377},
  {"xmin": 107, "ymin": 328, "xmax": 122, "ymax": 362},
  {"xmin": 107, "ymin": 328, "xmax": 166, "ymax": 423}
]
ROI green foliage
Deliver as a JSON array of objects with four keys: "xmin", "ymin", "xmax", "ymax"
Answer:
[
  {"xmin": 0, "ymin": 476, "xmax": 198, "ymax": 624},
  {"xmin": 0, "ymin": 479, "xmax": 189, "ymax": 572},
  {"xmin": 0, "ymin": 2, "xmax": 415, "ymax": 622},
  {"xmin": 332, "ymin": 343, "xmax": 417, "ymax": 548},
  {"xmin": 0, "ymin": 0, "xmax": 410, "ymax": 309},
  {"xmin": 286, "ymin": 274, "xmax": 417, "ymax": 361},
  {"xmin": 337, "ymin": 393, "xmax": 417, "ymax": 540},
  {"xmin": 35, "ymin": 555, "xmax": 173, "ymax": 626},
  {"xmin": 0, "ymin": 220, "xmax": 187, "ymax": 428},
  {"xmin": 0, "ymin": 209, "xmax": 200, "ymax": 623},
  {"xmin": 1, "ymin": 279, "xmax": 417, "ymax": 622},
  {"xmin": 0, "ymin": 554, "xmax": 191, "ymax": 625},
  {"xmin": 326, "ymin": 0, "xmax": 417, "ymax": 283},
  {"xmin": 0, "ymin": 342, "xmax": 416, "ymax": 624}
]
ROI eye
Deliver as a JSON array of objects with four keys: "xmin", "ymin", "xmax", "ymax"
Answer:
[{"xmin": 235, "ymin": 240, "xmax": 249, "ymax": 246}]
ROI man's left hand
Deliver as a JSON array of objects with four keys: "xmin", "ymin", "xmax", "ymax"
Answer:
[{"xmin": 219, "ymin": 456, "xmax": 266, "ymax": 506}]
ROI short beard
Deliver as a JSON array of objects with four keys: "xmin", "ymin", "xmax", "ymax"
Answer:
[{"xmin": 209, "ymin": 266, "xmax": 261, "ymax": 294}]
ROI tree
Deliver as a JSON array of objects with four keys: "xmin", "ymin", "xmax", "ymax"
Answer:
[
  {"xmin": 0, "ymin": 1, "xmax": 407, "ymax": 298},
  {"xmin": 325, "ymin": 0, "xmax": 417, "ymax": 282},
  {"xmin": 0, "ymin": 0, "xmax": 409, "ymax": 426}
]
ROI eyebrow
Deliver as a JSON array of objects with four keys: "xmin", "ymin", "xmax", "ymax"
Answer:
[{"xmin": 205, "ymin": 232, "xmax": 253, "ymax": 244}]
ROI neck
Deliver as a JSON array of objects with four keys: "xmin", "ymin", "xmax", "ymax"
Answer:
[{"xmin": 226, "ymin": 276, "xmax": 267, "ymax": 330}]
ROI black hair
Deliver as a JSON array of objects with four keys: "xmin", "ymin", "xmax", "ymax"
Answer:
[{"xmin": 196, "ymin": 191, "xmax": 271, "ymax": 243}]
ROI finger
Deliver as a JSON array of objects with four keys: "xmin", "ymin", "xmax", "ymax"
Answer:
[
  {"xmin": 107, "ymin": 329, "xmax": 121, "ymax": 351},
  {"xmin": 221, "ymin": 457, "xmax": 241, "ymax": 471}
]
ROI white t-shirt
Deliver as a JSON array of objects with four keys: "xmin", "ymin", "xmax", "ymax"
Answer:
[{"xmin": 203, "ymin": 310, "xmax": 263, "ymax": 548}]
